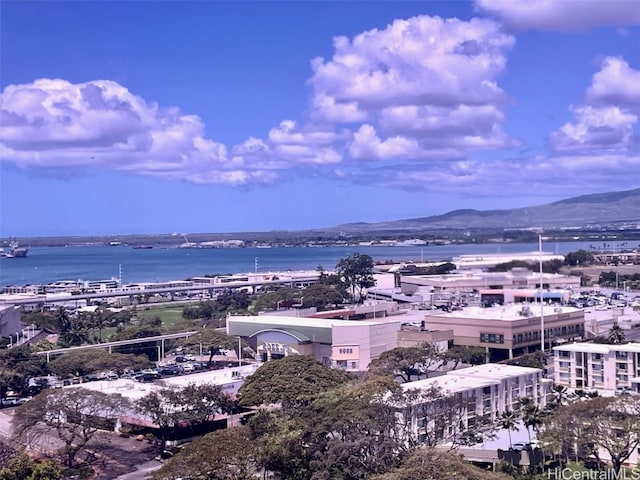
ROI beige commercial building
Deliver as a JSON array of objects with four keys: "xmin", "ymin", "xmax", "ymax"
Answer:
[
  {"xmin": 424, "ymin": 304, "xmax": 585, "ymax": 360},
  {"xmin": 401, "ymin": 268, "xmax": 581, "ymax": 298},
  {"xmin": 227, "ymin": 314, "xmax": 402, "ymax": 372}
]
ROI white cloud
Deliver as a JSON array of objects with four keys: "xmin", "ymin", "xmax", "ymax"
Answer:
[
  {"xmin": 549, "ymin": 57, "xmax": 639, "ymax": 153},
  {"xmin": 586, "ymin": 57, "xmax": 640, "ymax": 112},
  {"xmin": 0, "ymin": 80, "xmax": 343, "ymax": 185},
  {"xmin": 0, "ymin": 79, "xmax": 258, "ymax": 184},
  {"xmin": 308, "ymin": 15, "xmax": 517, "ymax": 160},
  {"xmin": 475, "ymin": 0, "xmax": 640, "ymax": 32},
  {"xmin": 549, "ymin": 105, "xmax": 637, "ymax": 151},
  {"xmin": 349, "ymin": 124, "xmax": 465, "ymax": 161}
]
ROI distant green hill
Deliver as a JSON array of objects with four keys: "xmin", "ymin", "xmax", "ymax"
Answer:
[{"xmin": 333, "ymin": 187, "xmax": 640, "ymax": 231}]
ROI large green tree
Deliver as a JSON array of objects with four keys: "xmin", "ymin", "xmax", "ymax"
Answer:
[
  {"xmin": 541, "ymin": 395, "xmax": 640, "ymax": 472},
  {"xmin": 335, "ymin": 253, "xmax": 376, "ymax": 302},
  {"xmin": 12, "ymin": 388, "xmax": 129, "ymax": 467},
  {"xmin": 136, "ymin": 383, "xmax": 233, "ymax": 451},
  {"xmin": 442, "ymin": 346, "xmax": 487, "ymax": 369},
  {"xmin": 368, "ymin": 343, "xmax": 442, "ymax": 382},
  {"xmin": 0, "ymin": 346, "xmax": 49, "ymax": 398},
  {"xmin": 564, "ymin": 249, "xmax": 595, "ymax": 266},
  {"xmin": 371, "ymin": 448, "xmax": 511, "ymax": 480},
  {"xmin": 0, "ymin": 455, "xmax": 61, "ymax": 480},
  {"xmin": 48, "ymin": 350, "xmax": 152, "ymax": 378},
  {"xmin": 151, "ymin": 425, "xmax": 259, "ymax": 480},
  {"xmin": 237, "ymin": 355, "xmax": 350, "ymax": 410},
  {"xmin": 302, "ymin": 378, "xmax": 411, "ymax": 479}
]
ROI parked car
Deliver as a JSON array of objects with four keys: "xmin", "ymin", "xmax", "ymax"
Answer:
[
  {"xmin": 181, "ymin": 363, "xmax": 196, "ymax": 373},
  {"xmin": 135, "ymin": 371, "xmax": 161, "ymax": 382},
  {"xmin": 160, "ymin": 365, "xmax": 182, "ymax": 376},
  {"xmin": 615, "ymin": 386, "xmax": 633, "ymax": 396},
  {"xmin": 0, "ymin": 398, "xmax": 21, "ymax": 408}
]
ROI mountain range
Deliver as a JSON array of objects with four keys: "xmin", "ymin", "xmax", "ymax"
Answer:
[{"xmin": 333, "ymin": 187, "xmax": 640, "ymax": 232}]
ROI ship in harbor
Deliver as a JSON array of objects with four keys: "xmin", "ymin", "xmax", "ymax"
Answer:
[{"xmin": 0, "ymin": 239, "xmax": 28, "ymax": 258}]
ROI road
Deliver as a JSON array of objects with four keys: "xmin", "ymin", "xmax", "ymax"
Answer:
[{"xmin": 115, "ymin": 459, "xmax": 163, "ymax": 479}]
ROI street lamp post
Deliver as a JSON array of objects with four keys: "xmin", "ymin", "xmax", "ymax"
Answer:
[{"xmin": 539, "ymin": 233, "xmax": 545, "ymax": 352}]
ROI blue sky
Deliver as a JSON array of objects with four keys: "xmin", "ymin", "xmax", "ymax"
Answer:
[{"xmin": 1, "ymin": 1, "xmax": 639, "ymax": 236}]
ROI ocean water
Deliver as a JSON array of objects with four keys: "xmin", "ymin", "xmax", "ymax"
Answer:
[{"xmin": 0, "ymin": 241, "xmax": 599, "ymax": 287}]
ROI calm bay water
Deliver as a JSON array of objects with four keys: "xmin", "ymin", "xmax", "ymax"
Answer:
[{"xmin": 0, "ymin": 241, "xmax": 601, "ymax": 287}]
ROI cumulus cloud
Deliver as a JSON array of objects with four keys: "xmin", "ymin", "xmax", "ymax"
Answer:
[
  {"xmin": 0, "ymin": 79, "xmax": 261, "ymax": 184},
  {"xmin": 475, "ymin": 0, "xmax": 640, "ymax": 32},
  {"xmin": 0, "ymin": 79, "xmax": 354, "ymax": 185},
  {"xmin": 549, "ymin": 105, "xmax": 637, "ymax": 151},
  {"xmin": 549, "ymin": 57, "xmax": 640, "ymax": 153},
  {"xmin": 586, "ymin": 57, "xmax": 640, "ymax": 112},
  {"xmin": 308, "ymin": 15, "xmax": 518, "ymax": 160}
]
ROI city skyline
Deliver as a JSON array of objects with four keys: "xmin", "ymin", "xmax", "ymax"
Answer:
[{"xmin": 1, "ymin": 1, "xmax": 639, "ymax": 236}]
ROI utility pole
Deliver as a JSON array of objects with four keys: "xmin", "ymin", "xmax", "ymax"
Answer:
[{"xmin": 539, "ymin": 233, "xmax": 545, "ymax": 352}]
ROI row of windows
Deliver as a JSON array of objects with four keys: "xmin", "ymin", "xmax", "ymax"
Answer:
[
  {"xmin": 480, "ymin": 333, "xmax": 504, "ymax": 344},
  {"xmin": 513, "ymin": 324, "xmax": 583, "ymax": 345}
]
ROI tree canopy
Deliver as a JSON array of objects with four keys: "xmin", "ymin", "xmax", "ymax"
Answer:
[
  {"xmin": 48, "ymin": 350, "xmax": 152, "ymax": 378},
  {"xmin": 564, "ymin": 249, "xmax": 595, "ymax": 266},
  {"xmin": 0, "ymin": 454, "xmax": 61, "ymax": 480},
  {"xmin": 151, "ymin": 426, "xmax": 258, "ymax": 480},
  {"xmin": 371, "ymin": 448, "xmax": 511, "ymax": 480},
  {"xmin": 136, "ymin": 383, "xmax": 234, "ymax": 451},
  {"xmin": 335, "ymin": 253, "xmax": 376, "ymax": 302},
  {"xmin": 12, "ymin": 388, "xmax": 129, "ymax": 467},
  {"xmin": 540, "ymin": 395, "xmax": 640, "ymax": 472},
  {"xmin": 237, "ymin": 355, "xmax": 350, "ymax": 409},
  {"xmin": 368, "ymin": 344, "xmax": 442, "ymax": 382}
]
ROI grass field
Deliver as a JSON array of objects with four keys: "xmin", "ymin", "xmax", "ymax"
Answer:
[{"xmin": 135, "ymin": 304, "xmax": 193, "ymax": 330}]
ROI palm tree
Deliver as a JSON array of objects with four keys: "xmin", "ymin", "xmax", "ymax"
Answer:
[
  {"xmin": 499, "ymin": 409, "xmax": 519, "ymax": 449},
  {"xmin": 607, "ymin": 323, "xmax": 626, "ymax": 344},
  {"xmin": 522, "ymin": 405, "xmax": 544, "ymax": 444},
  {"xmin": 517, "ymin": 397, "xmax": 543, "ymax": 443},
  {"xmin": 549, "ymin": 384, "xmax": 571, "ymax": 409},
  {"xmin": 54, "ymin": 306, "xmax": 71, "ymax": 332},
  {"xmin": 91, "ymin": 308, "xmax": 111, "ymax": 343}
]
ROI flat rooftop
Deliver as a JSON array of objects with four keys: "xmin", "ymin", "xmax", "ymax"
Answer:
[
  {"xmin": 553, "ymin": 342, "xmax": 640, "ymax": 354},
  {"xmin": 426, "ymin": 304, "xmax": 581, "ymax": 322},
  {"xmin": 446, "ymin": 363, "xmax": 542, "ymax": 379},
  {"xmin": 67, "ymin": 363, "xmax": 262, "ymax": 400},
  {"xmin": 402, "ymin": 374, "xmax": 498, "ymax": 394},
  {"xmin": 228, "ymin": 314, "xmax": 394, "ymax": 329}
]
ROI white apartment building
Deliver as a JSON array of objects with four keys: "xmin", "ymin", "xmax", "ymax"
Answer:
[
  {"xmin": 553, "ymin": 342, "xmax": 640, "ymax": 393},
  {"xmin": 400, "ymin": 364, "xmax": 550, "ymax": 445}
]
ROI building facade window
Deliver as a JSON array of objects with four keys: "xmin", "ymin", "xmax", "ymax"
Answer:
[{"xmin": 480, "ymin": 333, "xmax": 504, "ymax": 344}]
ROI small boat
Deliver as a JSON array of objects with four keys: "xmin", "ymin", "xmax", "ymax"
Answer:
[{"xmin": 133, "ymin": 245, "xmax": 153, "ymax": 249}]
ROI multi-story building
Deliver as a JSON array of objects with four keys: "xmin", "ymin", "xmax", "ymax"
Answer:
[
  {"xmin": 400, "ymin": 268, "xmax": 581, "ymax": 299},
  {"xmin": 553, "ymin": 342, "xmax": 640, "ymax": 393},
  {"xmin": 451, "ymin": 252, "xmax": 565, "ymax": 270},
  {"xmin": 424, "ymin": 304, "xmax": 585, "ymax": 360},
  {"xmin": 227, "ymin": 314, "xmax": 402, "ymax": 372},
  {"xmin": 399, "ymin": 364, "xmax": 550, "ymax": 445}
]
